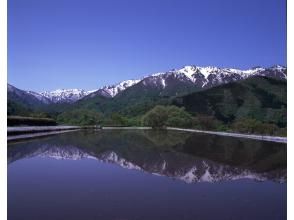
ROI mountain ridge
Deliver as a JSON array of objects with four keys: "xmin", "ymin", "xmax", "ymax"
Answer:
[{"xmin": 8, "ymin": 64, "xmax": 287, "ymax": 104}]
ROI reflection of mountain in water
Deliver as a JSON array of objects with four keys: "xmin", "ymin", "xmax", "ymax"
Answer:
[{"xmin": 8, "ymin": 130, "xmax": 286, "ymax": 183}]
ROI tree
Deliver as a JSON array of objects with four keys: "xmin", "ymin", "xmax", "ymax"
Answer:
[
  {"xmin": 142, "ymin": 105, "xmax": 193, "ymax": 128},
  {"xmin": 231, "ymin": 118, "xmax": 280, "ymax": 135},
  {"xmin": 255, "ymin": 123, "xmax": 279, "ymax": 135},
  {"xmin": 142, "ymin": 105, "xmax": 168, "ymax": 128},
  {"xmin": 232, "ymin": 118, "xmax": 260, "ymax": 133},
  {"xmin": 110, "ymin": 113, "xmax": 128, "ymax": 126},
  {"xmin": 195, "ymin": 114, "xmax": 222, "ymax": 130},
  {"xmin": 57, "ymin": 109, "xmax": 101, "ymax": 126},
  {"xmin": 166, "ymin": 106, "xmax": 193, "ymax": 128}
]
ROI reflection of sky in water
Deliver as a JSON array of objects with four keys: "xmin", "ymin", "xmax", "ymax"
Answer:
[{"xmin": 8, "ymin": 130, "xmax": 286, "ymax": 220}]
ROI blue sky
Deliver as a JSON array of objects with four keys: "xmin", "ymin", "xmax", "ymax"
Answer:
[{"xmin": 8, "ymin": 0, "xmax": 286, "ymax": 92}]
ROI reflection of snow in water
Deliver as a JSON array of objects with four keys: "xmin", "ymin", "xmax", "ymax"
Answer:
[
  {"xmin": 10, "ymin": 146, "xmax": 286, "ymax": 184},
  {"xmin": 8, "ymin": 129, "xmax": 286, "ymax": 185}
]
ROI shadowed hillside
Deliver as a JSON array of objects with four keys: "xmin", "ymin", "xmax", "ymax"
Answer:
[{"xmin": 173, "ymin": 76, "xmax": 286, "ymax": 127}]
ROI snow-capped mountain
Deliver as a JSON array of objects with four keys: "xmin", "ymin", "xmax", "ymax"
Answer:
[
  {"xmin": 8, "ymin": 84, "xmax": 51, "ymax": 107},
  {"xmin": 137, "ymin": 65, "xmax": 286, "ymax": 90},
  {"xmin": 40, "ymin": 89, "xmax": 95, "ymax": 103},
  {"xmin": 26, "ymin": 90, "xmax": 52, "ymax": 104},
  {"xmin": 89, "ymin": 79, "xmax": 140, "ymax": 98},
  {"xmin": 8, "ymin": 65, "xmax": 287, "ymax": 104},
  {"xmin": 19, "ymin": 79, "xmax": 140, "ymax": 102},
  {"xmin": 92, "ymin": 65, "xmax": 286, "ymax": 99}
]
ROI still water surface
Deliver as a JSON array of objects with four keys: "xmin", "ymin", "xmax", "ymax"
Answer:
[{"xmin": 8, "ymin": 130, "xmax": 286, "ymax": 220}]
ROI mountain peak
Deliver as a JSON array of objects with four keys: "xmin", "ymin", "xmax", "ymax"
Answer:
[
  {"xmin": 177, "ymin": 65, "xmax": 220, "ymax": 80},
  {"xmin": 270, "ymin": 65, "xmax": 286, "ymax": 70},
  {"xmin": 99, "ymin": 79, "xmax": 141, "ymax": 97}
]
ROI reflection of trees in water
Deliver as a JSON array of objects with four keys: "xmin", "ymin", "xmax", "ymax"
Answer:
[
  {"xmin": 181, "ymin": 133, "xmax": 286, "ymax": 173},
  {"xmin": 8, "ymin": 130, "xmax": 286, "ymax": 180},
  {"xmin": 141, "ymin": 129, "xmax": 191, "ymax": 148}
]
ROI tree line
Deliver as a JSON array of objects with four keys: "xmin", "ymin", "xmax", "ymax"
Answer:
[{"xmin": 54, "ymin": 105, "xmax": 286, "ymax": 136}]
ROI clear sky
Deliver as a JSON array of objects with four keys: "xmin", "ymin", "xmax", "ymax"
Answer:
[{"xmin": 8, "ymin": 0, "xmax": 286, "ymax": 92}]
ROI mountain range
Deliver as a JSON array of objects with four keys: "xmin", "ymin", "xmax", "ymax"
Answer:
[
  {"xmin": 8, "ymin": 65, "xmax": 287, "ymax": 104},
  {"xmin": 7, "ymin": 64, "xmax": 287, "ymax": 130}
]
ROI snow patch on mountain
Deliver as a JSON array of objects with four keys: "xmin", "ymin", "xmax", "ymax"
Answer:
[
  {"xmin": 176, "ymin": 65, "xmax": 266, "ymax": 81},
  {"xmin": 41, "ymin": 89, "xmax": 93, "ymax": 103},
  {"xmin": 27, "ymin": 91, "xmax": 51, "ymax": 104},
  {"xmin": 151, "ymin": 72, "xmax": 165, "ymax": 77},
  {"xmin": 98, "ymin": 79, "xmax": 140, "ymax": 97}
]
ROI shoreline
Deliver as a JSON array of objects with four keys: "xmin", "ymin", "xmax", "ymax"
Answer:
[
  {"xmin": 7, "ymin": 126, "xmax": 287, "ymax": 143},
  {"xmin": 102, "ymin": 126, "xmax": 286, "ymax": 143},
  {"xmin": 7, "ymin": 129, "xmax": 80, "ymax": 142},
  {"xmin": 7, "ymin": 126, "xmax": 81, "ymax": 135},
  {"xmin": 166, "ymin": 127, "xmax": 287, "ymax": 143}
]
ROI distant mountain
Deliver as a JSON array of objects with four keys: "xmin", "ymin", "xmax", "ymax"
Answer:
[
  {"xmin": 8, "ymin": 84, "xmax": 49, "ymax": 105},
  {"xmin": 26, "ymin": 90, "xmax": 52, "ymax": 104},
  {"xmin": 19, "ymin": 79, "xmax": 141, "ymax": 103},
  {"xmin": 173, "ymin": 76, "xmax": 287, "ymax": 126},
  {"xmin": 8, "ymin": 65, "xmax": 287, "ymax": 105},
  {"xmin": 73, "ymin": 66, "xmax": 286, "ymax": 117},
  {"xmin": 87, "ymin": 65, "xmax": 286, "ymax": 100},
  {"xmin": 7, "ymin": 65, "xmax": 287, "ymax": 118},
  {"xmin": 91, "ymin": 79, "xmax": 141, "ymax": 98},
  {"xmin": 40, "ymin": 89, "xmax": 94, "ymax": 103}
]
